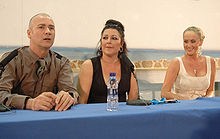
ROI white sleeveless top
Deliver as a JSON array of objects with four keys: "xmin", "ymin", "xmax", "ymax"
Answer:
[{"xmin": 174, "ymin": 56, "xmax": 211, "ymax": 97}]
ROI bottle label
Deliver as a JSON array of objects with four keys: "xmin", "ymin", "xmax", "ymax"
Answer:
[{"xmin": 107, "ymin": 75, "xmax": 118, "ymax": 111}]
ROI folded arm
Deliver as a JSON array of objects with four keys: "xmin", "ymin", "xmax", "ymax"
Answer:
[
  {"xmin": 161, "ymin": 58, "xmax": 197, "ymax": 100},
  {"xmin": 56, "ymin": 58, "xmax": 79, "ymax": 110}
]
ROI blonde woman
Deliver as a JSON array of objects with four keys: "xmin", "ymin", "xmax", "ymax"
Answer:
[{"xmin": 161, "ymin": 26, "xmax": 216, "ymax": 100}]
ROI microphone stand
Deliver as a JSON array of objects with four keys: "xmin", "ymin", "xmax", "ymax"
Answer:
[
  {"xmin": 128, "ymin": 69, "xmax": 151, "ymax": 105},
  {"xmin": 130, "ymin": 66, "xmax": 141, "ymax": 100},
  {"xmin": 121, "ymin": 53, "xmax": 151, "ymax": 105}
]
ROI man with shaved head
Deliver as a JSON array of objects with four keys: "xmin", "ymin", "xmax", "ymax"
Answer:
[{"xmin": 0, "ymin": 13, "xmax": 78, "ymax": 111}]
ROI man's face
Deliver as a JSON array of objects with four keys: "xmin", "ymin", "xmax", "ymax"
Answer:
[{"xmin": 27, "ymin": 15, "xmax": 55, "ymax": 49}]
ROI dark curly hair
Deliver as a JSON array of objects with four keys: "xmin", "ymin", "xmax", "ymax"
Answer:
[{"xmin": 96, "ymin": 19, "xmax": 128, "ymax": 57}]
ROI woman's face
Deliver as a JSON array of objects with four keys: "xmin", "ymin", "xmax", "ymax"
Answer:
[
  {"xmin": 101, "ymin": 28, "xmax": 123, "ymax": 57},
  {"xmin": 183, "ymin": 31, "xmax": 203, "ymax": 56}
]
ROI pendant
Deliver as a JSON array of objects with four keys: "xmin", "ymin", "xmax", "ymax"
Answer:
[{"xmin": 193, "ymin": 69, "xmax": 197, "ymax": 74}]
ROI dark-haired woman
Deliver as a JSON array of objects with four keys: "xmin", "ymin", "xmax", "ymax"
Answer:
[{"xmin": 77, "ymin": 19, "xmax": 138, "ymax": 103}]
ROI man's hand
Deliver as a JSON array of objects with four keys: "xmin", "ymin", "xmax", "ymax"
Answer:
[
  {"xmin": 26, "ymin": 92, "xmax": 56, "ymax": 111},
  {"xmin": 55, "ymin": 91, "xmax": 75, "ymax": 111}
]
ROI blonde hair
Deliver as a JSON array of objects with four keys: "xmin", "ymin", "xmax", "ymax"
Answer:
[{"xmin": 183, "ymin": 26, "xmax": 205, "ymax": 40}]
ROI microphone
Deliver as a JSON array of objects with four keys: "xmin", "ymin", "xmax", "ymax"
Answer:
[
  {"xmin": 121, "ymin": 53, "xmax": 152, "ymax": 106},
  {"xmin": 121, "ymin": 53, "xmax": 134, "ymax": 73}
]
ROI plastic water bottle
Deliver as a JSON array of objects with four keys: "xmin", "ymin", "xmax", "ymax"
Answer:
[{"xmin": 107, "ymin": 72, "xmax": 118, "ymax": 111}]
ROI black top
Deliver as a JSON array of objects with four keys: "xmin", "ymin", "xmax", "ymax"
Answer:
[{"xmin": 87, "ymin": 56, "xmax": 131, "ymax": 103}]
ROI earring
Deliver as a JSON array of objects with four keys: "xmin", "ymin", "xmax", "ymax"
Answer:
[
  {"xmin": 119, "ymin": 47, "xmax": 123, "ymax": 53},
  {"xmin": 99, "ymin": 46, "xmax": 102, "ymax": 52},
  {"xmin": 198, "ymin": 46, "xmax": 202, "ymax": 56}
]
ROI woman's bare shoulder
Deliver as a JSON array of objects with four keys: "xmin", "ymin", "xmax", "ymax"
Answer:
[
  {"xmin": 170, "ymin": 57, "xmax": 180, "ymax": 65},
  {"xmin": 81, "ymin": 59, "xmax": 92, "ymax": 68}
]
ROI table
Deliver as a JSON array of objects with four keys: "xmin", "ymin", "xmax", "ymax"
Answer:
[{"xmin": 1, "ymin": 97, "xmax": 220, "ymax": 139}]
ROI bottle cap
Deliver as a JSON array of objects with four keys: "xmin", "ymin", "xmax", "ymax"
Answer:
[{"xmin": 110, "ymin": 72, "xmax": 116, "ymax": 77}]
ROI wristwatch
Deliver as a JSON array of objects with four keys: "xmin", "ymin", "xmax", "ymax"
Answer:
[{"xmin": 68, "ymin": 91, "xmax": 79, "ymax": 104}]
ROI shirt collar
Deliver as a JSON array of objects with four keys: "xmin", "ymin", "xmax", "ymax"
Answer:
[{"xmin": 26, "ymin": 47, "xmax": 50, "ymax": 65}]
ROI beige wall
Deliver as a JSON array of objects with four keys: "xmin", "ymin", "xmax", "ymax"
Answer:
[{"xmin": 0, "ymin": 0, "xmax": 220, "ymax": 50}]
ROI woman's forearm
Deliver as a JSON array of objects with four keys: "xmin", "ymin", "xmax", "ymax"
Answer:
[
  {"xmin": 204, "ymin": 90, "xmax": 215, "ymax": 97},
  {"xmin": 161, "ymin": 91, "xmax": 198, "ymax": 100}
]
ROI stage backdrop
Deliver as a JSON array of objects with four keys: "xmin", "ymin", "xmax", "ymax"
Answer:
[{"xmin": 0, "ymin": 0, "xmax": 220, "ymax": 50}]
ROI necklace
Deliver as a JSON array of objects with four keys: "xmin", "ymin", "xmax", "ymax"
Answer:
[
  {"xmin": 184, "ymin": 55, "xmax": 200, "ymax": 75},
  {"xmin": 193, "ymin": 69, "xmax": 197, "ymax": 74},
  {"xmin": 101, "ymin": 58, "xmax": 119, "ymax": 64}
]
